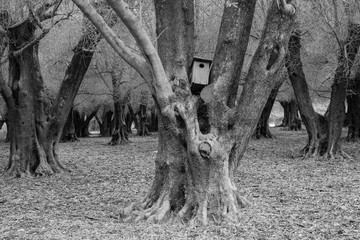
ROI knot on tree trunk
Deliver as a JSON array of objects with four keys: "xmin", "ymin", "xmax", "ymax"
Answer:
[{"xmin": 199, "ymin": 141, "xmax": 211, "ymax": 159}]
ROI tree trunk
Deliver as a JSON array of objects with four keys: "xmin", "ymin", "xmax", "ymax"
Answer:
[
  {"xmin": 125, "ymin": 103, "xmax": 135, "ymax": 133},
  {"xmin": 61, "ymin": 108, "xmax": 79, "ymax": 142},
  {"xmin": 346, "ymin": 76, "xmax": 360, "ymax": 141},
  {"xmin": 138, "ymin": 104, "xmax": 149, "ymax": 136},
  {"xmin": 279, "ymin": 101, "xmax": 289, "ymax": 127},
  {"xmin": 279, "ymin": 99, "xmax": 301, "ymax": 130},
  {"xmin": 2, "ymin": 4, "xmax": 116, "ymax": 177},
  {"xmin": 325, "ymin": 22, "xmax": 360, "ymax": 159},
  {"xmin": 148, "ymin": 106, "xmax": 158, "ymax": 132},
  {"xmin": 3, "ymin": 19, "xmax": 63, "ymax": 177},
  {"xmin": 73, "ymin": 0, "xmax": 295, "ymax": 225},
  {"xmin": 120, "ymin": 0, "xmax": 294, "ymax": 225},
  {"xmin": 98, "ymin": 110, "xmax": 113, "ymax": 137},
  {"xmin": 108, "ymin": 101, "xmax": 129, "ymax": 145},
  {"xmin": 254, "ymin": 81, "xmax": 282, "ymax": 139},
  {"xmin": 137, "ymin": 91, "xmax": 149, "ymax": 136},
  {"xmin": 286, "ymin": 30, "xmax": 328, "ymax": 157}
]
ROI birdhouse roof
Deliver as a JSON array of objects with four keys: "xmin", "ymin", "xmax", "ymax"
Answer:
[{"xmin": 191, "ymin": 56, "xmax": 212, "ymax": 68}]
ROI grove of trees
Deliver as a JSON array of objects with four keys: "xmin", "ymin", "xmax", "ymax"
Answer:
[{"xmin": 0, "ymin": 0, "xmax": 359, "ymax": 226}]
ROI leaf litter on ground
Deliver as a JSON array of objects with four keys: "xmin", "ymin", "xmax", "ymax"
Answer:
[{"xmin": 0, "ymin": 128, "xmax": 359, "ymax": 239}]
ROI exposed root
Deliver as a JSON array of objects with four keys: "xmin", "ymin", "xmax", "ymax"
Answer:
[
  {"xmin": 35, "ymin": 161, "xmax": 54, "ymax": 176},
  {"xmin": 5, "ymin": 152, "xmax": 33, "ymax": 178},
  {"xmin": 322, "ymin": 149, "xmax": 352, "ymax": 161},
  {"xmin": 122, "ymin": 189, "xmax": 172, "ymax": 224}
]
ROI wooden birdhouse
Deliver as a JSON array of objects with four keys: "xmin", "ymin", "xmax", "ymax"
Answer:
[{"xmin": 190, "ymin": 57, "xmax": 212, "ymax": 94}]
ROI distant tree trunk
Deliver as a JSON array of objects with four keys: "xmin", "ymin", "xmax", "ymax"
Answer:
[
  {"xmin": 279, "ymin": 99, "xmax": 301, "ymax": 130},
  {"xmin": 138, "ymin": 91, "xmax": 149, "ymax": 136},
  {"xmin": 108, "ymin": 71, "xmax": 130, "ymax": 145},
  {"xmin": 98, "ymin": 110, "xmax": 113, "ymax": 136},
  {"xmin": 126, "ymin": 103, "xmax": 135, "ymax": 133},
  {"xmin": 148, "ymin": 106, "xmax": 158, "ymax": 132},
  {"xmin": 254, "ymin": 81, "xmax": 282, "ymax": 139},
  {"xmin": 108, "ymin": 101, "xmax": 128, "ymax": 145},
  {"xmin": 279, "ymin": 101, "xmax": 289, "ymax": 127},
  {"xmin": 73, "ymin": 110, "xmax": 97, "ymax": 138},
  {"xmin": 61, "ymin": 108, "xmax": 79, "ymax": 142}
]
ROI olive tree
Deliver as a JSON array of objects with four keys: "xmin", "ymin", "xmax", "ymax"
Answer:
[{"xmin": 72, "ymin": 0, "xmax": 296, "ymax": 225}]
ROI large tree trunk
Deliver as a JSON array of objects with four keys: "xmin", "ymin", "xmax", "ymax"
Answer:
[
  {"xmin": 4, "ymin": 19, "xmax": 63, "ymax": 177},
  {"xmin": 2, "ymin": 3, "xmax": 116, "ymax": 177},
  {"xmin": 122, "ymin": 0, "xmax": 294, "ymax": 225},
  {"xmin": 73, "ymin": 0, "xmax": 295, "ymax": 225}
]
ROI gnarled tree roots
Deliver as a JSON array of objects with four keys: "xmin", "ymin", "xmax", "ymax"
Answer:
[{"xmin": 120, "ymin": 180, "xmax": 250, "ymax": 226}]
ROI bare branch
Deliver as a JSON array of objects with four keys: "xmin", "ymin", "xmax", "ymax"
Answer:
[
  {"xmin": 105, "ymin": 0, "xmax": 175, "ymax": 107},
  {"xmin": 72, "ymin": 0, "xmax": 152, "ymax": 84}
]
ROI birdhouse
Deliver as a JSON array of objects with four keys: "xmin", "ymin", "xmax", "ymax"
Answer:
[{"xmin": 190, "ymin": 57, "xmax": 212, "ymax": 94}]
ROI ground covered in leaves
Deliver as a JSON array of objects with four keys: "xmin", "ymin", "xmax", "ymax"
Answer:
[{"xmin": 0, "ymin": 128, "xmax": 359, "ymax": 240}]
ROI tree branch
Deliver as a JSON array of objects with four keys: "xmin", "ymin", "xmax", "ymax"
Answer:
[
  {"xmin": 72, "ymin": 0, "xmax": 176, "ymax": 117},
  {"xmin": 72, "ymin": 0, "xmax": 152, "ymax": 85},
  {"xmin": 106, "ymin": 0, "xmax": 175, "ymax": 109}
]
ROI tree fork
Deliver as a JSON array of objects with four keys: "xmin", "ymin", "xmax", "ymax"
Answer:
[{"xmin": 72, "ymin": 0, "xmax": 296, "ymax": 225}]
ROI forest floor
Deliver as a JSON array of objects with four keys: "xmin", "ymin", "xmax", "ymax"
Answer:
[{"xmin": 0, "ymin": 128, "xmax": 359, "ymax": 240}]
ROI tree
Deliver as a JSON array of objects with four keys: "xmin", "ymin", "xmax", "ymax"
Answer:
[
  {"xmin": 72, "ymin": 0, "xmax": 296, "ymax": 225},
  {"xmin": 0, "ymin": 1, "xmax": 117, "ymax": 177},
  {"xmin": 286, "ymin": 0, "xmax": 360, "ymax": 158}
]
